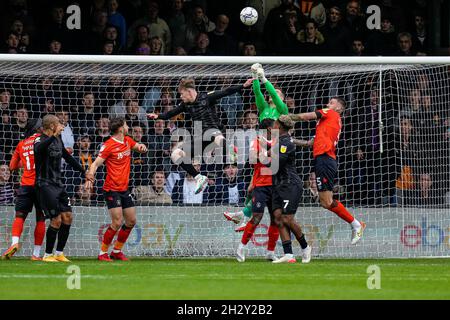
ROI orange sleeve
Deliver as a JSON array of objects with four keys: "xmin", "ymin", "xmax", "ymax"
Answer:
[{"xmin": 127, "ymin": 136, "xmax": 137, "ymax": 148}]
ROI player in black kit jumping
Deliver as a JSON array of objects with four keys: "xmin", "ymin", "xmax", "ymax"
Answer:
[{"xmin": 147, "ymin": 77, "xmax": 253, "ymax": 195}]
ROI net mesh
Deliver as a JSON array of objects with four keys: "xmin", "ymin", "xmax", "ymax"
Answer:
[{"xmin": 0, "ymin": 61, "xmax": 449, "ymax": 258}]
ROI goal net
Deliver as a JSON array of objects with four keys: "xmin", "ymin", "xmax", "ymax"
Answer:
[{"xmin": 0, "ymin": 56, "xmax": 449, "ymax": 258}]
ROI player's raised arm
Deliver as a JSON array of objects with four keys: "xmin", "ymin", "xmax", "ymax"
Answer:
[
  {"xmin": 289, "ymin": 112, "xmax": 318, "ymax": 122},
  {"xmin": 147, "ymin": 102, "xmax": 185, "ymax": 120},
  {"xmin": 206, "ymin": 78, "xmax": 252, "ymax": 102}
]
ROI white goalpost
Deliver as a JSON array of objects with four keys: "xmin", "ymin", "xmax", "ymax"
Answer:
[{"xmin": 0, "ymin": 55, "xmax": 449, "ymax": 258}]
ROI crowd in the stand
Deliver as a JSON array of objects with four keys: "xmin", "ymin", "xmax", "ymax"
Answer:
[
  {"xmin": 0, "ymin": 0, "xmax": 433, "ymax": 56},
  {"xmin": 0, "ymin": 68, "xmax": 449, "ymax": 208},
  {"xmin": 0, "ymin": 0, "xmax": 448, "ymax": 208}
]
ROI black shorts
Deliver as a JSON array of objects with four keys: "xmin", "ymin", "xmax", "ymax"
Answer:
[
  {"xmin": 272, "ymin": 183, "xmax": 302, "ymax": 215},
  {"xmin": 36, "ymin": 184, "xmax": 72, "ymax": 219},
  {"xmin": 104, "ymin": 190, "xmax": 135, "ymax": 210},
  {"xmin": 252, "ymin": 186, "xmax": 273, "ymax": 214},
  {"xmin": 15, "ymin": 186, "xmax": 43, "ymax": 216},
  {"xmin": 314, "ymin": 154, "xmax": 337, "ymax": 192}
]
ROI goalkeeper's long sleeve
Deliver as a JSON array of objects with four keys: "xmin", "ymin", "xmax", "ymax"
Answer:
[{"xmin": 252, "ymin": 79, "xmax": 267, "ymax": 113}]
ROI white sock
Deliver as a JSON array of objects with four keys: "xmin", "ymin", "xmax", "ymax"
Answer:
[
  {"xmin": 285, "ymin": 253, "xmax": 294, "ymax": 259},
  {"xmin": 238, "ymin": 243, "xmax": 246, "ymax": 250},
  {"xmin": 99, "ymin": 250, "xmax": 108, "ymax": 255},
  {"xmin": 11, "ymin": 236, "xmax": 19, "ymax": 245},
  {"xmin": 33, "ymin": 245, "xmax": 41, "ymax": 257},
  {"xmin": 55, "ymin": 250, "xmax": 63, "ymax": 256},
  {"xmin": 113, "ymin": 249, "xmax": 121, "ymax": 253},
  {"xmin": 351, "ymin": 219, "xmax": 361, "ymax": 229},
  {"xmin": 267, "ymin": 250, "xmax": 275, "ymax": 255},
  {"xmin": 43, "ymin": 253, "xmax": 52, "ymax": 258}
]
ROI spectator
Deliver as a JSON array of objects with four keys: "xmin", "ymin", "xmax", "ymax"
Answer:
[
  {"xmin": 154, "ymin": 87, "xmax": 184, "ymax": 132},
  {"xmin": 132, "ymin": 170, "xmax": 173, "ymax": 205},
  {"xmin": 149, "ymin": 36, "xmax": 164, "ymax": 55},
  {"xmin": 87, "ymin": 9, "xmax": 109, "ymax": 53},
  {"xmin": 73, "ymin": 182, "xmax": 95, "ymax": 206},
  {"xmin": 103, "ymin": 24, "xmax": 122, "ymax": 53},
  {"xmin": 320, "ymin": 6, "xmax": 352, "ymax": 55},
  {"xmin": 125, "ymin": 99, "xmax": 149, "ymax": 130},
  {"xmin": 241, "ymin": 42, "xmax": 257, "ymax": 56},
  {"xmin": 65, "ymin": 134, "xmax": 95, "ymax": 200},
  {"xmin": 297, "ymin": 0, "xmax": 327, "ymax": 27},
  {"xmin": 56, "ymin": 109, "xmax": 75, "ymax": 154},
  {"xmin": 395, "ymin": 117, "xmax": 419, "ymax": 206},
  {"xmin": 241, "ymin": 110, "xmax": 258, "ymax": 131},
  {"xmin": 411, "ymin": 172, "xmax": 441, "ymax": 206},
  {"xmin": 74, "ymin": 92, "xmax": 99, "ymax": 137},
  {"xmin": 208, "ymin": 14, "xmax": 237, "ymax": 55},
  {"xmin": 184, "ymin": 5, "xmax": 215, "ymax": 52},
  {"xmin": 41, "ymin": 4, "xmax": 70, "ymax": 52},
  {"xmin": 411, "ymin": 12, "xmax": 428, "ymax": 55},
  {"xmin": 188, "ymin": 32, "xmax": 214, "ymax": 55},
  {"xmin": 366, "ymin": 15, "xmax": 397, "ymax": 56},
  {"xmin": 302, "ymin": 171, "xmax": 319, "ymax": 205},
  {"xmin": 232, "ymin": 110, "xmax": 258, "ymax": 182},
  {"xmin": 127, "ymin": 0, "xmax": 172, "ymax": 54},
  {"xmin": 396, "ymin": 32, "xmax": 417, "ymax": 56},
  {"xmin": 130, "ymin": 122, "xmax": 151, "ymax": 188},
  {"xmin": 107, "ymin": 0, "xmax": 127, "ymax": 49},
  {"xmin": 173, "ymin": 46, "xmax": 187, "ymax": 55},
  {"xmin": 278, "ymin": 9, "xmax": 303, "ymax": 55},
  {"xmin": 17, "ymin": 32, "xmax": 30, "ymax": 53},
  {"xmin": 172, "ymin": 159, "xmax": 209, "ymax": 204},
  {"xmin": 142, "ymin": 78, "xmax": 171, "ymax": 113},
  {"xmin": 93, "ymin": 116, "xmax": 111, "ymax": 151},
  {"xmin": 4, "ymin": 32, "xmax": 19, "ymax": 53},
  {"xmin": 0, "ymin": 164, "xmax": 14, "ymax": 205},
  {"xmin": 48, "ymin": 39, "xmax": 62, "ymax": 54},
  {"xmin": 344, "ymin": 0, "xmax": 366, "ymax": 39},
  {"xmin": 10, "ymin": 19, "xmax": 24, "ymax": 38},
  {"xmin": 285, "ymin": 96, "xmax": 298, "ymax": 113},
  {"xmin": 102, "ymin": 40, "xmax": 115, "ymax": 54},
  {"xmin": 130, "ymin": 25, "xmax": 150, "ymax": 51},
  {"xmin": 0, "ymin": 90, "xmax": 12, "ymax": 113},
  {"xmin": 10, "ymin": 106, "xmax": 28, "ymax": 149},
  {"xmin": 109, "ymin": 87, "xmax": 142, "ymax": 117},
  {"xmin": 167, "ymin": 0, "xmax": 187, "ymax": 51},
  {"xmin": 263, "ymin": 0, "xmax": 303, "ymax": 55},
  {"xmin": 216, "ymin": 77, "xmax": 244, "ymax": 128},
  {"xmin": 297, "ymin": 19, "xmax": 325, "ymax": 55},
  {"xmin": 212, "ymin": 163, "xmax": 246, "ymax": 205},
  {"xmin": 147, "ymin": 119, "xmax": 171, "ymax": 169},
  {"xmin": 350, "ymin": 38, "xmax": 365, "ymax": 56},
  {"xmin": 135, "ymin": 42, "xmax": 151, "ymax": 55}
]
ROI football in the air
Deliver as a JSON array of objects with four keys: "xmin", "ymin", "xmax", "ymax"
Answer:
[{"xmin": 240, "ymin": 7, "xmax": 258, "ymax": 26}]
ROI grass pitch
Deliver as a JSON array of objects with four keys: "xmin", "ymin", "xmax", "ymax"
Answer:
[{"xmin": 0, "ymin": 258, "xmax": 449, "ymax": 300}]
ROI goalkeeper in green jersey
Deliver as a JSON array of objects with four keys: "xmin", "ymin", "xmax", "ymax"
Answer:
[{"xmin": 224, "ymin": 63, "xmax": 290, "ymax": 232}]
